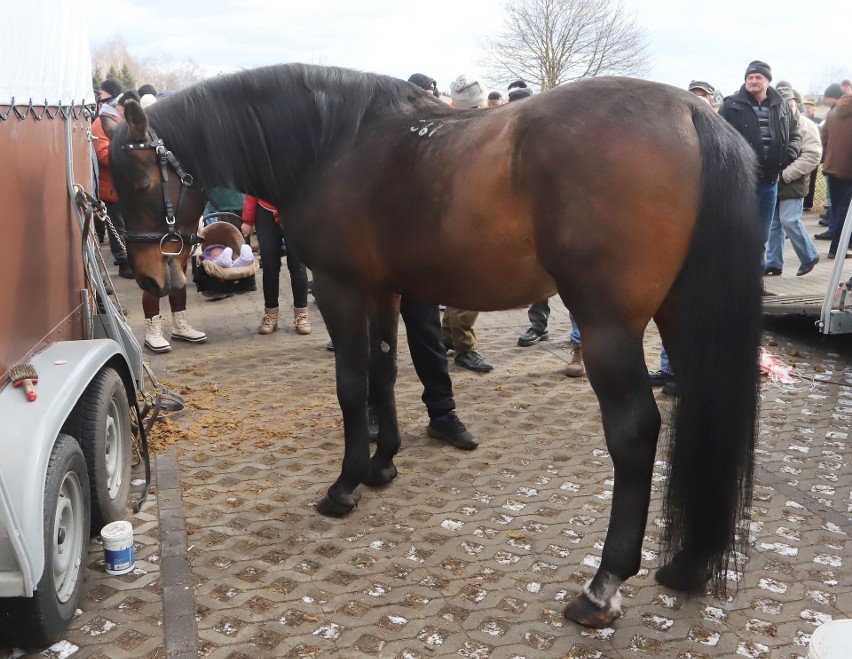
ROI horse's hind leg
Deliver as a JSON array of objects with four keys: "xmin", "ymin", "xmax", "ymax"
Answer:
[
  {"xmin": 311, "ymin": 274, "xmax": 371, "ymax": 517},
  {"xmin": 363, "ymin": 293, "xmax": 402, "ymax": 486},
  {"xmin": 562, "ymin": 322, "xmax": 661, "ymax": 628}
]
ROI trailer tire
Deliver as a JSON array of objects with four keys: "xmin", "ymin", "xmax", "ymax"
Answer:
[
  {"xmin": 73, "ymin": 367, "xmax": 132, "ymax": 532},
  {"xmin": 0, "ymin": 434, "xmax": 90, "ymax": 647}
]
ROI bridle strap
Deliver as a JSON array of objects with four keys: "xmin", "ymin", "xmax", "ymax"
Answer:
[{"xmin": 121, "ymin": 127, "xmax": 199, "ymax": 255}]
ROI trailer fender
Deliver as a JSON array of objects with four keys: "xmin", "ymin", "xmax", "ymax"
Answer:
[{"xmin": 0, "ymin": 339, "xmax": 133, "ymax": 595}]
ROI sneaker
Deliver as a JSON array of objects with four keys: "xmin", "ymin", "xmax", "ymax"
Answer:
[
  {"xmin": 517, "ymin": 327, "xmax": 549, "ymax": 347},
  {"xmin": 648, "ymin": 369, "xmax": 673, "ymax": 387},
  {"xmin": 427, "ymin": 413, "xmax": 478, "ymax": 450},
  {"xmin": 454, "ymin": 350, "xmax": 493, "ymax": 373},
  {"xmin": 814, "ymin": 230, "xmax": 833, "ymax": 241},
  {"xmin": 764, "ymin": 267, "xmax": 782, "ymax": 276}
]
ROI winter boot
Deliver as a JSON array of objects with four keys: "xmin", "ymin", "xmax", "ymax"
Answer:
[
  {"xmin": 171, "ymin": 310, "xmax": 208, "ymax": 343},
  {"xmin": 294, "ymin": 307, "xmax": 312, "ymax": 335},
  {"xmin": 565, "ymin": 342, "xmax": 585, "ymax": 378},
  {"xmin": 259, "ymin": 307, "xmax": 279, "ymax": 335},
  {"xmin": 144, "ymin": 315, "xmax": 172, "ymax": 353}
]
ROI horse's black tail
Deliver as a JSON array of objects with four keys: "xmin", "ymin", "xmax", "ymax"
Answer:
[{"xmin": 661, "ymin": 105, "xmax": 763, "ymax": 596}]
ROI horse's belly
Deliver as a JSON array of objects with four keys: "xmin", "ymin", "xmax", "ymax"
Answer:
[{"xmin": 398, "ymin": 252, "xmax": 558, "ymax": 311}]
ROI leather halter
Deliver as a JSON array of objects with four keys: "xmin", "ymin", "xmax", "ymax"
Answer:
[{"xmin": 120, "ymin": 128, "xmax": 202, "ymax": 256}]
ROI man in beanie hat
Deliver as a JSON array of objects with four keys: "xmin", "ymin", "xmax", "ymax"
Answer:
[
  {"xmin": 97, "ymin": 77, "xmax": 122, "ymax": 105},
  {"xmin": 720, "ymin": 60, "xmax": 801, "ymax": 271},
  {"xmin": 449, "ymin": 74, "xmax": 487, "ymax": 109},
  {"xmin": 507, "ymin": 87, "xmax": 533, "ymax": 102},
  {"xmin": 91, "ymin": 79, "xmax": 133, "ymax": 279},
  {"xmin": 820, "ymin": 82, "xmax": 852, "ymax": 259},
  {"xmin": 407, "ymin": 73, "xmax": 439, "ymax": 97},
  {"xmin": 823, "ymin": 83, "xmax": 844, "ymax": 111},
  {"xmin": 813, "ymin": 83, "xmax": 848, "ymax": 237}
]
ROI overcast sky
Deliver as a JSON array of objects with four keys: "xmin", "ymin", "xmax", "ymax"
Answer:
[{"xmin": 94, "ymin": 0, "xmax": 850, "ymax": 97}]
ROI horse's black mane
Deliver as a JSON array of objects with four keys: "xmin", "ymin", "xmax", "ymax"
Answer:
[{"xmin": 120, "ymin": 63, "xmax": 448, "ymax": 206}]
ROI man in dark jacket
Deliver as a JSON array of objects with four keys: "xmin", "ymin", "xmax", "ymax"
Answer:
[
  {"xmin": 821, "ymin": 89, "xmax": 852, "ymax": 259},
  {"xmin": 720, "ymin": 60, "xmax": 801, "ymax": 262}
]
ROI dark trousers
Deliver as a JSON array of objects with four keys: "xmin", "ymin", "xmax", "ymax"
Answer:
[
  {"xmin": 528, "ymin": 299, "xmax": 550, "ymax": 332},
  {"xmin": 828, "ymin": 176, "xmax": 852, "ymax": 257},
  {"xmin": 254, "ymin": 206, "xmax": 308, "ymax": 309},
  {"xmin": 804, "ymin": 168, "xmax": 818, "ymax": 209},
  {"xmin": 400, "ymin": 298, "xmax": 455, "ymax": 419},
  {"xmin": 104, "ymin": 200, "xmax": 127, "ymax": 264}
]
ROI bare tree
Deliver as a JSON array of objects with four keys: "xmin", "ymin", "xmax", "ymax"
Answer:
[
  {"xmin": 482, "ymin": 0, "xmax": 650, "ymax": 90},
  {"xmin": 92, "ymin": 36, "xmax": 206, "ymax": 93}
]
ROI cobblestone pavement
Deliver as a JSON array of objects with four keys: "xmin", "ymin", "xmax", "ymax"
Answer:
[{"xmin": 3, "ymin": 211, "xmax": 851, "ymax": 658}]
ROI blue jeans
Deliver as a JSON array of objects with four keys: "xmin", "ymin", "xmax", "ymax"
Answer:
[
  {"xmin": 766, "ymin": 198, "xmax": 818, "ymax": 269},
  {"xmin": 757, "ymin": 179, "xmax": 779, "ymax": 265},
  {"xmin": 568, "ymin": 312, "xmax": 581, "ymax": 345},
  {"xmin": 660, "ymin": 345, "xmax": 673, "ymax": 376}
]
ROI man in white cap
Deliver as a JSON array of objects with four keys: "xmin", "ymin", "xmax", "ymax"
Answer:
[
  {"xmin": 441, "ymin": 74, "xmax": 493, "ymax": 373},
  {"xmin": 688, "ymin": 80, "xmax": 715, "ymax": 104}
]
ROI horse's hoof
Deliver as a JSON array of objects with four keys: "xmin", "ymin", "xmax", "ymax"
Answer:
[
  {"xmin": 563, "ymin": 592, "xmax": 621, "ymax": 628},
  {"xmin": 315, "ymin": 491, "xmax": 359, "ymax": 517},
  {"xmin": 655, "ymin": 553, "xmax": 710, "ymax": 594},
  {"xmin": 363, "ymin": 462, "xmax": 398, "ymax": 487}
]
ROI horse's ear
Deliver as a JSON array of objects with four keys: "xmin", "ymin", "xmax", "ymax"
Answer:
[{"xmin": 123, "ymin": 100, "xmax": 149, "ymax": 141}]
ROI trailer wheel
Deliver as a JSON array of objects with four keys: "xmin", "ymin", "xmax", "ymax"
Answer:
[
  {"xmin": 0, "ymin": 434, "xmax": 90, "ymax": 647},
  {"xmin": 73, "ymin": 367, "xmax": 132, "ymax": 532}
]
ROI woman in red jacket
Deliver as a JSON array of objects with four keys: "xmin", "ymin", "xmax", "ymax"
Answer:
[{"xmin": 241, "ymin": 196, "xmax": 311, "ymax": 335}]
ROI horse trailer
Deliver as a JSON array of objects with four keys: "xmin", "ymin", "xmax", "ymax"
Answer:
[{"xmin": 0, "ymin": 2, "xmax": 145, "ymax": 646}]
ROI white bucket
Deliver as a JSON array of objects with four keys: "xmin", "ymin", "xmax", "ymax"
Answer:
[
  {"xmin": 101, "ymin": 521, "xmax": 135, "ymax": 575},
  {"xmin": 808, "ymin": 619, "xmax": 852, "ymax": 659}
]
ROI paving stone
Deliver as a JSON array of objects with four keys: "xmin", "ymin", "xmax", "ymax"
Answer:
[{"xmin": 3, "ymin": 227, "xmax": 851, "ymax": 657}]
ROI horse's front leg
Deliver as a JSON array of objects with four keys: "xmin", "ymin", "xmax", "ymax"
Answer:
[
  {"xmin": 562, "ymin": 323, "xmax": 662, "ymax": 628},
  {"xmin": 363, "ymin": 293, "xmax": 401, "ymax": 486},
  {"xmin": 312, "ymin": 275, "xmax": 371, "ymax": 517}
]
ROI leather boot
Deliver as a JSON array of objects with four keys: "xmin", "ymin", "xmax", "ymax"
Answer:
[
  {"xmin": 259, "ymin": 307, "xmax": 279, "ymax": 335},
  {"xmin": 171, "ymin": 310, "xmax": 208, "ymax": 343},
  {"xmin": 144, "ymin": 315, "xmax": 172, "ymax": 353},
  {"xmin": 565, "ymin": 342, "xmax": 585, "ymax": 378},
  {"xmin": 293, "ymin": 307, "xmax": 312, "ymax": 335}
]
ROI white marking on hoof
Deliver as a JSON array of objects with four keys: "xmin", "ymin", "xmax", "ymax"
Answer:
[{"xmin": 583, "ymin": 577, "xmax": 623, "ymax": 616}]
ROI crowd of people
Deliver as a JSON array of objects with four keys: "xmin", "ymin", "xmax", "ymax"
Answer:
[{"xmin": 92, "ymin": 61, "xmax": 851, "ymax": 441}]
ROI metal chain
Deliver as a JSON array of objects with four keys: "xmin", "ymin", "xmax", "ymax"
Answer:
[
  {"xmin": 78, "ymin": 188, "xmax": 127, "ymax": 253},
  {"xmin": 101, "ymin": 207, "xmax": 127, "ymax": 253}
]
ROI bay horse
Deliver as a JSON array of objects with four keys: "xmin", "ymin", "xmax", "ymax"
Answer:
[{"xmin": 109, "ymin": 64, "xmax": 763, "ymax": 628}]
